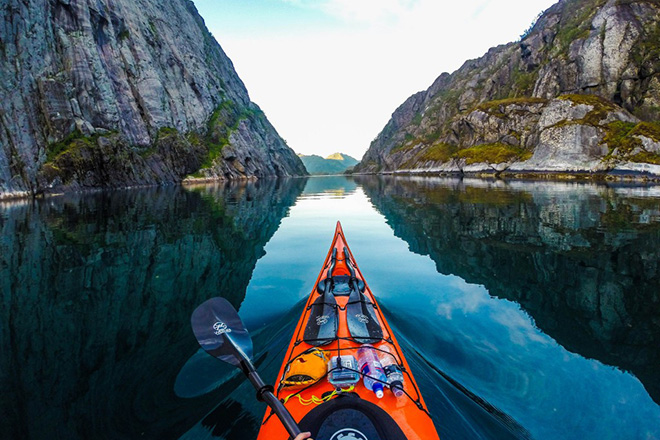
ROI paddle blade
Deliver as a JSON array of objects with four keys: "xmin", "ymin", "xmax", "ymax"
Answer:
[
  {"xmin": 346, "ymin": 289, "xmax": 383, "ymax": 344},
  {"xmin": 191, "ymin": 297, "xmax": 253, "ymax": 367},
  {"xmin": 303, "ymin": 290, "xmax": 338, "ymax": 346}
]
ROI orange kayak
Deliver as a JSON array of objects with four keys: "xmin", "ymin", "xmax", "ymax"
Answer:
[{"xmin": 256, "ymin": 221, "xmax": 440, "ymax": 440}]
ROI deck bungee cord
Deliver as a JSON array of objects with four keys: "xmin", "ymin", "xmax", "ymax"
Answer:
[
  {"xmin": 275, "ymin": 299, "xmax": 431, "ymax": 419},
  {"xmin": 272, "ymin": 341, "xmax": 431, "ymax": 417}
]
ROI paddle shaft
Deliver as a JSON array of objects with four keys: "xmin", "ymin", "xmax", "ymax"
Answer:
[
  {"xmin": 240, "ymin": 360, "xmax": 301, "ymax": 438},
  {"xmin": 191, "ymin": 297, "xmax": 302, "ymax": 438}
]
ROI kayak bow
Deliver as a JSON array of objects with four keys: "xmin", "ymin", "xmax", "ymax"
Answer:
[{"xmin": 257, "ymin": 222, "xmax": 440, "ymax": 440}]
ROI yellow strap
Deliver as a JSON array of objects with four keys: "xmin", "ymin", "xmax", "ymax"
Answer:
[{"xmin": 283, "ymin": 385, "xmax": 355, "ymax": 406}]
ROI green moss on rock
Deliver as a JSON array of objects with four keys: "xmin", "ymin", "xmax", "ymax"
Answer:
[
  {"xmin": 630, "ymin": 20, "xmax": 660, "ymax": 75},
  {"xmin": 157, "ymin": 126, "xmax": 178, "ymax": 137},
  {"xmin": 46, "ymin": 130, "xmax": 90, "ymax": 162},
  {"xmin": 602, "ymin": 121, "xmax": 660, "ymax": 160},
  {"xmin": 553, "ymin": 0, "xmax": 606, "ymax": 52},
  {"xmin": 118, "ymin": 29, "xmax": 130, "ymax": 41},
  {"xmin": 198, "ymin": 100, "xmax": 262, "ymax": 170},
  {"xmin": 417, "ymin": 143, "xmax": 458, "ymax": 162},
  {"xmin": 456, "ymin": 143, "xmax": 532, "ymax": 164},
  {"xmin": 200, "ymin": 100, "xmax": 238, "ymax": 168},
  {"xmin": 409, "ymin": 142, "xmax": 532, "ymax": 166},
  {"xmin": 603, "ymin": 121, "xmax": 640, "ymax": 155},
  {"xmin": 559, "ymin": 94, "xmax": 619, "ymax": 125},
  {"xmin": 631, "ymin": 121, "xmax": 660, "ymax": 142},
  {"xmin": 42, "ymin": 133, "xmax": 113, "ymax": 184},
  {"xmin": 391, "ymin": 142, "xmax": 418, "ymax": 154},
  {"xmin": 510, "ymin": 67, "xmax": 538, "ymax": 97},
  {"xmin": 630, "ymin": 151, "xmax": 660, "ymax": 165},
  {"xmin": 139, "ymin": 127, "xmax": 180, "ymax": 158},
  {"xmin": 559, "ymin": 93, "xmax": 617, "ymax": 108},
  {"xmin": 476, "ymin": 97, "xmax": 548, "ymax": 118},
  {"xmin": 200, "ymin": 142, "xmax": 224, "ymax": 169}
]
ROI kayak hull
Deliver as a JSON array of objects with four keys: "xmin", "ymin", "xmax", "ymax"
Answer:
[{"xmin": 256, "ymin": 222, "xmax": 440, "ymax": 440}]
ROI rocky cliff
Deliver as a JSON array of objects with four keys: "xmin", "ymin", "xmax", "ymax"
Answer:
[
  {"xmin": 0, "ymin": 0, "xmax": 306, "ymax": 200},
  {"xmin": 357, "ymin": 175, "xmax": 660, "ymax": 404},
  {"xmin": 355, "ymin": 0, "xmax": 660, "ymax": 179}
]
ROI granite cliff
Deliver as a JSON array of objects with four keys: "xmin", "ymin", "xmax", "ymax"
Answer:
[
  {"xmin": 355, "ymin": 0, "xmax": 660, "ymax": 179},
  {"xmin": 0, "ymin": 0, "xmax": 306, "ymax": 200}
]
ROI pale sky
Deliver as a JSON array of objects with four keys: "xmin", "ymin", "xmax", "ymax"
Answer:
[{"xmin": 192, "ymin": 0, "xmax": 558, "ymax": 160}]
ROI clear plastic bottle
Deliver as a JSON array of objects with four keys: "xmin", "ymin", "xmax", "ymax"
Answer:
[
  {"xmin": 357, "ymin": 344, "xmax": 386, "ymax": 398},
  {"xmin": 380, "ymin": 345, "xmax": 405, "ymax": 398}
]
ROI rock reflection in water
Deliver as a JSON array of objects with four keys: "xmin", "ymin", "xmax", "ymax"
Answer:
[
  {"xmin": 357, "ymin": 176, "xmax": 660, "ymax": 404},
  {"xmin": 0, "ymin": 179, "xmax": 305, "ymax": 439}
]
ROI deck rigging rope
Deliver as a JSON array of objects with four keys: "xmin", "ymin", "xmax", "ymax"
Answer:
[
  {"xmin": 266, "ymin": 237, "xmax": 432, "ymax": 427},
  {"xmin": 274, "ymin": 334, "xmax": 431, "ymax": 419}
]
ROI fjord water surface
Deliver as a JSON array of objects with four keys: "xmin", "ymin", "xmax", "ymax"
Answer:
[{"xmin": 1, "ymin": 176, "xmax": 659, "ymax": 440}]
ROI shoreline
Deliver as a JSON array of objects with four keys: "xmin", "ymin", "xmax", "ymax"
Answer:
[
  {"xmin": 0, "ymin": 175, "xmax": 308, "ymax": 202},
  {"xmin": 4, "ymin": 169, "xmax": 660, "ymax": 202},
  {"xmin": 351, "ymin": 168, "xmax": 660, "ymax": 184}
]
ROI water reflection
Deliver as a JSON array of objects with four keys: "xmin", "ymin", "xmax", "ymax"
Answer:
[
  {"xmin": 178, "ymin": 176, "xmax": 660, "ymax": 440},
  {"xmin": 357, "ymin": 176, "xmax": 660, "ymax": 405},
  {"xmin": 2, "ymin": 175, "xmax": 659, "ymax": 440},
  {"xmin": 300, "ymin": 176, "xmax": 358, "ymax": 198},
  {"xmin": 0, "ymin": 179, "xmax": 305, "ymax": 439}
]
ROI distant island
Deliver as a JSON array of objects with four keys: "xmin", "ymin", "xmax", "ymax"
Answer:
[{"xmin": 298, "ymin": 153, "xmax": 359, "ymax": 175}]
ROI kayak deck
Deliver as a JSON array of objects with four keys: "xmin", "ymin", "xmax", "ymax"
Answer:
[{"xmin": 256, "ymin": 222, "xmax": 440, "ymax": 440}]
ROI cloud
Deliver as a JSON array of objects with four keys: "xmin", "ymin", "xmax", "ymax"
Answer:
[
  {"xmin": 491, "ymin": 305, "xmax": 551, "ymax": 347},
  {"xmin": 283, "ymin": 0, "xmax": 418, "ymax": 24},
  {"xmin": 282, "ymin": 0, "xmax": 547, "ymax": 32},
  {"xmin": 434, "ymin": 277, "xmax": 491, "ymax": 318}
]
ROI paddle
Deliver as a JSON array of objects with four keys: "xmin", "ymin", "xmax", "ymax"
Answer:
[
  {"xmin": 191, "ymin": 297, "xmax": 301, "ymax": 438},
  {"xmin": 344, "ymin": 247, "xmax": 383, "ymax": 344}
]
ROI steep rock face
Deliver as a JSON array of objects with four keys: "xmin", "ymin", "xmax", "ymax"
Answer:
[
  {"xmin": 0, "ymin": 0, "xmax": 306, "ymax": 199},
  {"xmin": 355, "ymin": 0, "xmax": 660, "ymax": 177},
  {"xmin": 357, "ymin": 175, "xmax": 660, "ymax": 404}
]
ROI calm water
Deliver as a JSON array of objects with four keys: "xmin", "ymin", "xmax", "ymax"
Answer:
[{"xmin": 1, "ymin": 176, "xmax": 659, "ymax": 440}]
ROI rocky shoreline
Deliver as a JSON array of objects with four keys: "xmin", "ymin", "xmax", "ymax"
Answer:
[
  {"xmin": 355, "ymin": 168, "xmax": 660, "ymax": 184},
  {"xmin": 0, "ymin": 175, "xmax": 309, "ymax": 202}
]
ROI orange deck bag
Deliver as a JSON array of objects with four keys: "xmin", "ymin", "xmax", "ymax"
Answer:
[{"xmin": 281, "ymin": 348, "xmax": 329, "ymax": 388}]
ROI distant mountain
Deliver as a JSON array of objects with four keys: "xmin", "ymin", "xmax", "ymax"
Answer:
[
  {"xmin": 355, "ymin": 0, "xmax": 660, "ymax": 180},
  {"xmin": 299, "ymin": 153, "xmax": 359, "ymax": 175}
]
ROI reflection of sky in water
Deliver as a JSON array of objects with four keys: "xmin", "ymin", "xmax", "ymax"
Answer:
[
  {"xmin": 240, "ymin": 183, "xmax": 393, "ymax": 329},
  {"xmin": 240, "ymin": 177, "xmax": 660, "ymax": 440},
  {"xmin": 395, "ymin": 275, "xmax": 658, "ymax": 439}
]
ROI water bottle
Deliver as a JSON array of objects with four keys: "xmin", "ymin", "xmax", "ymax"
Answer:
[
  {"xmin": 357, "ymin": 345, "xmax": 386, "ymax": 398},
  {"xmin": 380, "ymin": 345, "xmax": 405, "ymax": 398}
]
